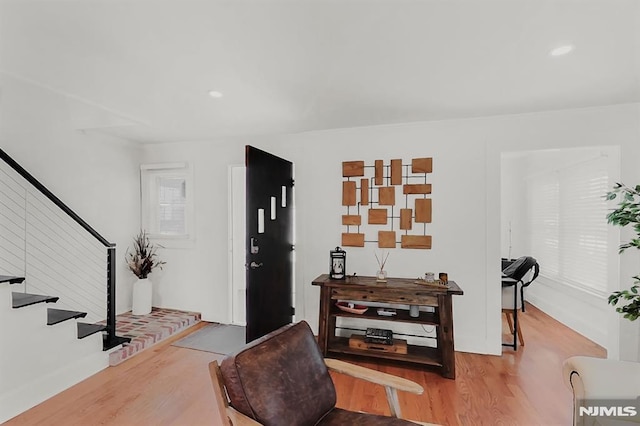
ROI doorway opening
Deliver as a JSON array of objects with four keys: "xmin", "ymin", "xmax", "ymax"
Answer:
[{"xmin": 500, "ymin": 145, "xmax": 619, "ymax": 355}]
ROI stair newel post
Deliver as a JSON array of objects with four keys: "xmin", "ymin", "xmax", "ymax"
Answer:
[
  {"xmin": 104, "ymin": 246, "xmax": 131, "ymax": 350},
  {"xmin": 106, "ymin": 246, "xmax": 116, "ymax": 346}
]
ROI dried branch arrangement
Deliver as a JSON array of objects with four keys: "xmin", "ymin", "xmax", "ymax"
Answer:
[
  {"xmin": 375, "ymin": 251, "xmax": 389, "ymax": 271},
  {"xmin": 125, "ymin": 230, "xmax": 166, "ymax": 279}
]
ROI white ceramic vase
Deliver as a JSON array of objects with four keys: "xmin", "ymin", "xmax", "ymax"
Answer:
[{"xmin": 132, "ymin": 277, "xmax": 152, "ymax": 315}]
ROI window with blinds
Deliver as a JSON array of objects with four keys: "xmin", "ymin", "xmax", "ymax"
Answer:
[
  {"xmin": 157, "ymin": 176, "xmax": 187, "ymax": 235},
  {"xmin": 141, "ymin": 163, "xmax": 193, "ymax": 239},
  {"xmin": 526, "ymin": 156, "xmax": 610, "ymax": 293}
]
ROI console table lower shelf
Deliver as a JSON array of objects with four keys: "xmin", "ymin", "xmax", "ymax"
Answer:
[
  {"xmin": 329, "ymin": 336, "xmax": 440, "ymax": 367},
  {"xmin": 348, "ymin": 334, "xmax": 407, "ymax": 354}
]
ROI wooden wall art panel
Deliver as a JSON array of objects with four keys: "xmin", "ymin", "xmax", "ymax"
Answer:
[
  {"xmin": 378, "ymin": 231, "xmax": 397, "ymax": 248},
  {"xmin": 340, "ymin": 157, "xmax": 433, "ymax": 249},
  {"xmin": 368, "ymin": 208, "xmax": 388, "ymax": 225},
  {"xmin": 390, "ymin": 159, "xmax": 402, "ymax": 185},
  {"xmin": 401, "ymin": 235, "xmax": 432, "ymax": 249},
  {"xmin": 415, "ymin": 198, "xmax": 432, "ymax": 223},
  {"xmin": 374, "ymin": 160, "xmax": 384, "ymax": 185},
  {"xmin": 342, "ymin": 215, "xmax": 362, "ymax": 226},
  {"xmin": 403, "ymin": 184, "xmax": 432, "ymax": 195},
  {"xmin": 342, "ymin": 233, "xmax": 365, "ymax": 247},
  {"xmin": 360, "ymin": 179, "xmax": 369, "ymax": 205},
  {"xmin": 378, "ymin": 187, "xmax": 395, "ymax": 206},
  {"xmin": 412, "ymin": 157, "xmax": 433, "ymax": 173},
  {"xmin": 342, "ymin": 181, "xmax": 356, "ymax": 206},
  {"xmin": 400, "ymin": 209, "xmax": 413, "ymax": 230},
  {"xmin": 343, "ymin": 161, "xmax": 365, "ymax": 177}
]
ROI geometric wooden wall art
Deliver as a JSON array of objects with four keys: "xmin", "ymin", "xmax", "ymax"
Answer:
[{"xmin": 341, "ymin": 157, "xmax": 433, "ymax": 249}]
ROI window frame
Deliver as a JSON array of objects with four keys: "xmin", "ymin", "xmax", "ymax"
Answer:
[{"xmin": 140, "ymin": 162, "xmax": 194, "ymax": 241}]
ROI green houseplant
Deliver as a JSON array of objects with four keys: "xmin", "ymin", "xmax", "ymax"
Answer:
[
  {"xmin": 606, "ymin": 183, "xmax": 640, "ymax": 320},
  {"xmin": 126, "ymin": 230, "xmax": 165, "ymax": 315}
]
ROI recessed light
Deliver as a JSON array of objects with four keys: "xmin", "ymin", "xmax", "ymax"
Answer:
[
  {"xmin": 208, "ymin": 90, "xmax": 224, "ymax": 98},
  {"xmin": 549, "ymin": 44, "xmax": 574, "ymax": 57}
]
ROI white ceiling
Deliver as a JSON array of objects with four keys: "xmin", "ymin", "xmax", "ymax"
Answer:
[{"xmin": 1, "ymin": 0, "xmax": 639, "ymax": 144}]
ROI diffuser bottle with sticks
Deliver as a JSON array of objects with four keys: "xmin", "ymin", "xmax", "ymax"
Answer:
[{"xmin": 375, "ymin": 251, "xmax": 389, "ymax": 282}]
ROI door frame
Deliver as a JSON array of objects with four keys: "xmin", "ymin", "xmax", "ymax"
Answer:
[{"xmin": 227, "ymin": 164, "xmax": 247, "ymax": 326}]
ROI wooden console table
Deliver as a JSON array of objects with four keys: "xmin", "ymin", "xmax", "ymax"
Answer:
[{"xmin": 312, "ymin": 274, "xmax": 463, "ymax": 379}]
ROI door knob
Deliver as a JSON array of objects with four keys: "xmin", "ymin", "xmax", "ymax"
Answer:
[{"xmin": 250, "ymin": 262, "xmax": 263, "ymax": 269}]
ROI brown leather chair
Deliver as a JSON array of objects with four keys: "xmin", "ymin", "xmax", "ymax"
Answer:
[{"xmin": 209, "ymin": 321, "xmax": 432, "ymax": 425}]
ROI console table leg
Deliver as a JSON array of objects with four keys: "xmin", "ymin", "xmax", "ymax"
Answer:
[
  {"xmin": 317, "ymin": 287, "xmax": 331, "ymax": 355},
  {"xmin": 438, "ymin": 294, "xmax": 456, "ymax": 379}
]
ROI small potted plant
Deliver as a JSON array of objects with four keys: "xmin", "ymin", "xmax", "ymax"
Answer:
[
  {"xmin": 606, "ymin": 183, "xmax": 640, "ymax": 320},
  {"xmin": 126, "ymin": 230, "xmax": 165, "ymax": 315}
]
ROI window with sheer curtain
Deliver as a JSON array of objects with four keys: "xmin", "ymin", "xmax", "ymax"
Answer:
[
  {"xmin": 141, "ymin": 163, "xmax": 193, "ymax": 239},
  {"xmin": 526, "ymin": 156, "xmax": 609, "ymax": 293}
]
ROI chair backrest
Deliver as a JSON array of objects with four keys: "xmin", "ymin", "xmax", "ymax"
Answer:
[
  {"xmin": 501, "ymin": 258, "xmax": 516, "ymax": 271},
  {"xmin": 219, "ymin": 321, "xmax": 336, "ymax": 426},
  {"xmin": 503, "ymin": 256, "xmax": 539, "ymax": 286}
]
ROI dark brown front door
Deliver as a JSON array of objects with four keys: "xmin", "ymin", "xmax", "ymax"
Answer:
[{"xmin": 245, "ymin": 145, "xmax": 294, "ymax": 342}]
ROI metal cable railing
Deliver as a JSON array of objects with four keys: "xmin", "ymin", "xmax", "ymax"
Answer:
[{"xmin": 0, "ymin": 147, "xmax": 128, "ymax": 348}]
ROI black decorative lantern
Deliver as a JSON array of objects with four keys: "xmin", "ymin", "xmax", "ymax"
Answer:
[{"xmin": 329, "ymin": 246, "xmax": 346, "ymax": 280}]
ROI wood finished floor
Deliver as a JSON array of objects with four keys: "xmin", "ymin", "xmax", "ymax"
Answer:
[{"xmin": 6, "ymin": 303, "xmax": 605, "ymax": 426}]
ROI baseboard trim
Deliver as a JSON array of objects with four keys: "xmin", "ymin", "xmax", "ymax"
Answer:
[{"xmin": 526, "ymin": 285, "xmax": 607, "ymax": 347}]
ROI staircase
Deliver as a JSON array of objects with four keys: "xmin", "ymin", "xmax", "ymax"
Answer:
[
  {"xmin": 0, "ymin": 147, "xmax": 131, "ymax": 423},
  {"xmin": 0, "ymin": 275, "xmax": 119, "ymax": 423}
]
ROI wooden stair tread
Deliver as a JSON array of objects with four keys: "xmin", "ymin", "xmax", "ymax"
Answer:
[
  {"xmin": 12, "ymin": 292, "xmax": 59, "ymax": 308},
  {"xmin": 47, "ymin": 308, "xmax": 87, "ymax": 325},
  {"xmin": 77, "ymin": 322, "xmax": 106, "ymax": 339},
  {"xmin": 0, "ymin": 275, "xmax": 25, "ymax": 284}
]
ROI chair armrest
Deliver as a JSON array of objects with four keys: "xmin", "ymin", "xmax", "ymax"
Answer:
[
  {"xmin": 563, "ymin": 356, "xmax": 640, "ymax": 425},
  {"xmin": 324, "ymin": 358, "xmax": 423, "ymax": 394},
  {"xmin": 325, "ymin": 358, "xmax": 424, "ymax": 420},
  {"xmin": 563, "ymin": 356, "xmax": 640, "ymax": 400}
]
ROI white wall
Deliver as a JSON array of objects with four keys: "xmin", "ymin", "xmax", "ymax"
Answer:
[
  {"xmin": 139, "ymin": 141, "xmax": 244, "ymax": 322},
  {"xmin": 0, "ymin": 74, "xmax": 142, "ymax": 314},
  {"xmin": 500, "ymin": 153, "xmax": 528, "ymax": 259},
  {"xmin": 271, "ymin": 128, "xmax": 494, "ymax": 354},
  {"xmin": 142, "ymin": 103, "xmax": 640, "ymax": 357}
]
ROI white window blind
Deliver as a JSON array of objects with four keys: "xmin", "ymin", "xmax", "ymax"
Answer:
[
  {"xmin": 529, "ymin": 174, "xmax": 560, "ymax": 276},
  {"xmin": 526, "ymin": 156, "xmax": 609, "ymax": 293},
  {"xmin": 157, "ymin": 176, "xmax": 186, "ymax": 235},
  {"xmin": 141, "ymin": 163, "xmax": 193, "ymax": 240}
]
